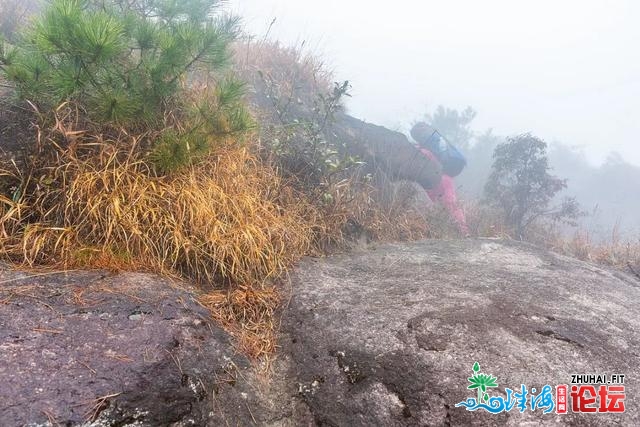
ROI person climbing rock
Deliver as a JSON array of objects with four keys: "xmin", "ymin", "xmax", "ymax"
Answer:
[{"xmin": 410, "ymin": 122, "xmax": 469, "ymax": 235}]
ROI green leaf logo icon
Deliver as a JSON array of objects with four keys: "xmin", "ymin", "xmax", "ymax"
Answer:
[{"xmin": 467, "ymin": 362, "xmax": 499, "ymax": 403}]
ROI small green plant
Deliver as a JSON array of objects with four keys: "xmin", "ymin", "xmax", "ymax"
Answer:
[
  {"xmin": 467, "ymin": 362, "xmax": 499, "ymax": 404},
  {"xmin": 262, "ymin": 76, "xmax": 360, "ymax": 192}
]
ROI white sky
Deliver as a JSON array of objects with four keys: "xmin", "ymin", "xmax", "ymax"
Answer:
[{"xmin": 227, "ymin": 0, "xmax": 640, "ymax": 166}]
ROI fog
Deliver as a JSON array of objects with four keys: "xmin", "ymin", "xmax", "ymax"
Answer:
[
  {"xmin": 228, "ymin": 0, "xmax": 640, "ymax": 167},
  {"xmin": 228, "ymin": 0, "xmax": 640, "ymax": 239}
]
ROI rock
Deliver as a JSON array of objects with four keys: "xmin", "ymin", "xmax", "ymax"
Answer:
[
  {"xmin": 0, "ymin": 270, "xmax": 293, "ymax": 426},
  {"xmin": 329, "ymin": 113, "xmax": 443, "ymax": 190},
  {"xmin": 2, "ymin": 239, "xmax": 639, "ymax": 426},
  {"xmin": 240, "ymin": 71, "xmax": 442, "ymax": 191},
  {"xmin": 281, "ymin": 239, "xmax": 640, "ymax": 426}
]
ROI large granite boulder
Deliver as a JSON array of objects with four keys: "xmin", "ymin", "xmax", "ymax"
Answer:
[
  {"xmin": 330, "ymin": 113, "xmax": 442, "ymax": 190},
  {"xmin": 281, "ymin": 239, "xmax": 640, "ymax": 426}
]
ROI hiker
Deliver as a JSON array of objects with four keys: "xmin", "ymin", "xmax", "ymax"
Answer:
[{"xmin": 410, "ymin": 122, "xmax": 469, "ymax": 235}]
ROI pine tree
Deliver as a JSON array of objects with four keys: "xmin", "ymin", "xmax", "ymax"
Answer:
[{"xmin": 0, "ymin": 0, "xmax": 252, "ymax": 171}]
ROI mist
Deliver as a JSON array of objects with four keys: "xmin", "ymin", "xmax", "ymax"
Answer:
[
  {"xmin": 229, "ymin": 0, "xmax": 640, "ymax": 165},
  {"xmin": 228, "ymin": 0, "xmax": 640, "ymax": 239}
]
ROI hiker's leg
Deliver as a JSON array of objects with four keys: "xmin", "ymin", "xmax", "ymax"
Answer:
[{"xmin": 440, "ymin": 175, "xmax": 469, "ymax": 234}]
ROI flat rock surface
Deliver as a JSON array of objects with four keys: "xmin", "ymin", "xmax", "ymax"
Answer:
[
  {"xmin": 0, "ymin": 269, "xmax": 284, "ymax": 427},
  {"xmin": 282, "ymin": 238, "xmax": 640, "ymax": 426},
  {"xmin": 1, "ymin": 239, "xmax": 639, "ymax": 426}
]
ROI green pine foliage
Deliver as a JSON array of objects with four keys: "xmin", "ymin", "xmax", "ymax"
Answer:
[{"xmin": 0, "ymin": 0, "xmax": 252, "ymax": 171}]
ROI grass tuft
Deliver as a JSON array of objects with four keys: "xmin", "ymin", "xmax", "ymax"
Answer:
[
  {"xmin": 0, "ymin": 109, "xmax": 313, "ymax": 286},
  {"xmin": 199, "ymin": 284, "xmax": 280, "ymax": 362}
]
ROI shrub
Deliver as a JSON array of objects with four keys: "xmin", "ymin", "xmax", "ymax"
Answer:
[
  {"xmin": 484, "ymin": 133, "xmax": 582, "ymax": 239},
  {"xmin": 233, "ymin": 39, "xmax": 432, "ymax": 250},
  {"xmin": 0, "ymin": 0, "xmax": 253, "ymax": 173},
  {"xmin": 234, "ymin": 40, "xmax": 360, "ymax": 186},
  {"xmin": 236, "ymin": 40, "xmax": 355, "ymax": 189}
]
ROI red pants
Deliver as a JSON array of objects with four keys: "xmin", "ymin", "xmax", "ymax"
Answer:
[
  {"xmin": 418, "ymin": 147, "xmax": 468, "ymax": 234},
  {"xmin": 427, "ymin": 174, "xmax": 468, "ymax": 234}
]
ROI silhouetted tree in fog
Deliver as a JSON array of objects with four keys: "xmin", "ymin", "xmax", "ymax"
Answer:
[
  {"xmin": 424, "ymin": 105, "xmax": 476, "ymax": 150},
  {"xmin": 484, "ymin": 134, "xmax": 582, "ymax": 239}
]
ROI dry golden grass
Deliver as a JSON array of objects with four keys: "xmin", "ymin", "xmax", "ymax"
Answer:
[
  {"xmin": 351, "ymin": 183, "xmax": 431, "ymax": 243},
  {"xmin": 461, "ymin": 201, "xmax": 510, "ymax": 239},
  {"xmin": 300, "ymin": 170, "xmax": 435, "ymax": 254},
  {"xmin": 459, "ymin": 200, "xmax": 640, "ymax": 275},
  {"xmin": 0, "ymin": 107, "xmax": 313, "ymax": 286},
  {"xmin": 233, "ymin": 38, "xmax": 332, "ymax": 115},
  {"xmin": 1, "ymin": 146, "xmax": 313, "ymax": 284},
  {"xmin": 199, "ymin": 284, "xmax": 280, "ymax": 362},
  {"xmin": 545, "ymin": 229, "xmax": 640, "ymax": 273},
  {"xmin": 0, "ymin": 101, "xmax": 321, "ymax": 363}
]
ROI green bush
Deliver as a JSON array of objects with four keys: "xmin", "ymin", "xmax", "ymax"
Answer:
[
  {"xmin": 0, "ymin": 0, "xmax": 253, "ymax": 172},
  {"xmin": 483, "ymin": 133, "xmax": 582, "ymax": 239},
  {"xmin": 0, "ymin": 0, "xmax": 249, "ymax": 128}
]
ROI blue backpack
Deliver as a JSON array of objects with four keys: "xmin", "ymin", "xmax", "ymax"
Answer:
[{"xmin": 424, "ymin": 131, "xmax": 467, "ymax": 177}]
